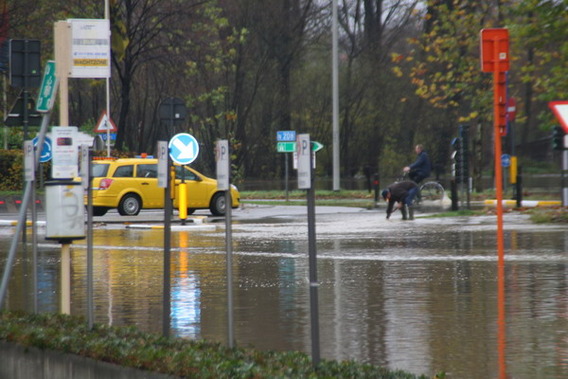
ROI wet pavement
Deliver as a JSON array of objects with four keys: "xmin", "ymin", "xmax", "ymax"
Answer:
[{"xmin": 1, "ymin": 204, "xmax": 567, "ymax": 378}]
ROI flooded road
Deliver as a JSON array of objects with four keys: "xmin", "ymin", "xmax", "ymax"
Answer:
[{"xmin": 1, "ymin": 205, "xmax": 567, "ymax": 378}]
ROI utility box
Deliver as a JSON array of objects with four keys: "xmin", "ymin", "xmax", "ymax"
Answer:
[{"xmin": 45, "ymin": 181, "xmax": 85, "ymax": 243}]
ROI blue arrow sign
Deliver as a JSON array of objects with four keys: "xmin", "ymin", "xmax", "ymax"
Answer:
[
  {"xmin": 32, "ymin": 136, "xmax": 52, "ymax": 163},
  {"xmin": 169, "ymin": 133, "xmax": 199, "ymax": 165},
  {"xmin": 501, "ymin": 153, "xmax": 511, "ymax": 168}
]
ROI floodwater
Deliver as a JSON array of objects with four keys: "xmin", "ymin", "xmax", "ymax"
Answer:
[{"xmin": 1, "ymin": 206, "xmax": 567, "ymax": 378}]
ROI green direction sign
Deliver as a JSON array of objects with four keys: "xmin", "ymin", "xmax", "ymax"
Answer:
[
  {"xmin": 276, "ymin": 141, "xmax": 324, "ymax": 153},
  {"xmin": 311, "ymin": 141, "xmax": 323, "ymax": 152},
  {"xmin": 36, "ymin": 60, "xmax": 58, "ymax": 113},
  {"xmin": 277, "ymin": 141, "xmax": 296, "ymax": 153}
]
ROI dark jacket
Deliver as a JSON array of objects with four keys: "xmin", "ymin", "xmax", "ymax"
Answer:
[
  {"xmin": 386, "ymin": 181, "xmax": 418, "ymax": 216},
  {"xmin": 409, "ymin": 151, "xmax": 431, "ymax": 178}
]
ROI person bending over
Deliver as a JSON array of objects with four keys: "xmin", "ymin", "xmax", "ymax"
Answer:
[{"xmin": 381, "ymin": 180, "xmax": 419, "ymax": 220}]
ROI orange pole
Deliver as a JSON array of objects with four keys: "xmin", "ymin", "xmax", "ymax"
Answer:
[{"xmin": 493, "ymin": 44, "xmax": 507, "ymax": 379}]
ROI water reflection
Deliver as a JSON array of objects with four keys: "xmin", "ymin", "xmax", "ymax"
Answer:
[{"xmin": 1, "ymin": 213, "xmax": 567, "ymax": 378}]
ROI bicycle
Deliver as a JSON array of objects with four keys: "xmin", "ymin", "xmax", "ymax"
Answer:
[{"xmin": 394, "ymin": 173, "xmax": 447, "ymax": 211}]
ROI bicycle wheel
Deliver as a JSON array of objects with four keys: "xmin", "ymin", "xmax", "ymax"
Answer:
[{"xmin": 419, "ymin": 181, "xmax": 446, "ymax": 204}]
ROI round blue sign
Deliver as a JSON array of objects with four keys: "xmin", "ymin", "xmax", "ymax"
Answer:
[
  {"xmin": 168, "ymin": 133, "xmax": 199, "ymax": 165},
  {"xmin": 32, "ymin": 136, "xmax": 52, "ymax": 163},
  {"xmin": 501, "ymin": 153, "xmax": 511, "ymax": 168}
]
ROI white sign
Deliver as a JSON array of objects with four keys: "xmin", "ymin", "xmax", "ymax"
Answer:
[
  {"xmin": 297, "ymin": 134, "xmax": 311, "ymax": 189},
  {"xmin": 79, "ymin": 145, "xmax": 90, "ymax": 190},
  {"xmin": 216, "ymin": 140, "xmax": 230, "ymax": 190},
  {"xmin": 94, "ymin": 110, "xmax": 117, "ymax": 132},
  {"xmin": 157, "ymin": 141, "xmax": 168, "ymax": 188},
  {"xmin": 69, "ymin": 19, "xmax": 111, "ymax": 78},
  {"xmin": 24, "ymin": 141, "xmax": 35, "ymax": 182},
  {"xmin": 51, "ymin": 126, "xmax": 79, "ymax": 179}
]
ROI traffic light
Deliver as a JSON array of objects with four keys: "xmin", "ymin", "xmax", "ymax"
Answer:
[
  {"xmin": 451, "ymin": 137, "xmax": 463, "ymax": 181},
  {"xmin": 459, "ymin": 125, "xmax": 469, "ymax": 181},
  {"xmin": 451, "ymin": 135, "xmax": 469, "ymax": 184},
  {"xmin": 552, "ymin": 126, "xmax": 565, "ymax": 151}
]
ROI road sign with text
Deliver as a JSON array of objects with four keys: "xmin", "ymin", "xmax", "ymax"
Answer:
[
  {"xmin": 277, "ymin": 130, "xmax": 296, "ymax": 142},
  {"xmin": 36, "ymin": 61, "xmax": 58, "ymax": 113}
]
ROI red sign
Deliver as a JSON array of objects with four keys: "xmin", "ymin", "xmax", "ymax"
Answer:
[
  {"xmin": 549, "ymin": 101, "xmax": 568, "ymax": 133},
  {"xmin": 94, "ymin": 110, "xmax": 118, "ymax": 133},
  {"xmin": 507, "ymin": 97, "xmax": 516, "ymax": 122},
  {"xmin": 480, "ymin": 28, "xmax": 510, "ymax": 73}
]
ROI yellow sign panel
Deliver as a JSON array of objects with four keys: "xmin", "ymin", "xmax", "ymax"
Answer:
[{"xmin": 73, "ymin": 59, "xmax": 108, "ymax": 67}]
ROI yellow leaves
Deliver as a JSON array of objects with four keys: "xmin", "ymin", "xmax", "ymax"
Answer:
[
  {"xmin": 391, "ymin": 53, "xmax": 405, "ymax": 63},
  {"xmin": 392, "ymin": 66, "xmax": 403, "ymax": 78},
  {"xmin": 458, "ymin": 112, "xmax": 479, "ymax": 123},
  {"xmin": 225, "ymin": 112, "xmax": 237, "ymax": 122}
]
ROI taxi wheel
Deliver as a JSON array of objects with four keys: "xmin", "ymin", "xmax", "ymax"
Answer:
[
  {"xmin": 209, "ymin": 193, "xmax": 226, "ymax": 216},
  {"xmin": 118, "ymin": 193, "xmax": 142, "ymax": 216}
]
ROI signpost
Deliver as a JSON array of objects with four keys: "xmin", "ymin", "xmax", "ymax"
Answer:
[
  {"xmin": 480, "ymin": 27, "xmax": 509, "ymax": 379},
  {"xmin": 169, "ymin": 133, "xmax": 199, "ymax": 223},
  {"xmin": 215, "ymin": 139, "xmax": 234, "ymax": 348},
  {"xmin": 296, "ymin": 133, "xmax": 320, "ymax": 365},
  {"xmin": 157, "ymin": 140, "xmax": 172, "ymax": 337}
]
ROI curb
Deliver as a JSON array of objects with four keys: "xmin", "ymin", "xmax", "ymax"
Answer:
[
  {"xmin": 484, "ymin": 200, "xmax": 562, "ymax": 207},
  {"xmin": 0, "ymin": 220, "xmax": 46, "ymax": 227},
  {"xmin": 126, "ymin": 224, "xmax": 216, "ymax": 231}
]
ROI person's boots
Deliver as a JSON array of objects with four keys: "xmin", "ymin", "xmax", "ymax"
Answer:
[
  {"xmin": 408, "ymin": 205, "xmax": 414, "ymax": 220},
  {"xmin": 401, "ymin": 205, "xmax": 408, "ymax": 220}
]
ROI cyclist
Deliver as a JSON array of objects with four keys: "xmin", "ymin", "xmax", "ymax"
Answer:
[
  {"xmin": 403, "ymin": 144, "xmax": 431, "ymax": 184},
  {"xmin": 381, "ymin": 180, "xmax": 419, "ymax": 220}
]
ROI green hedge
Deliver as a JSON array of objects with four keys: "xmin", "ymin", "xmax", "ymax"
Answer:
[
  {"xmin": 0, "ymin": 311, "xmax": 433, "ymax": 379},
  {"xmin": 0, "ymin": 150, "xmax": 53, "ymax": 191},
  {"xmin": 0, "ymin": 150, "xmax": 25, "ymax": 191}
]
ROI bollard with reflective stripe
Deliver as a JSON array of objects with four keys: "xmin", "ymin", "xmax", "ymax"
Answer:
[{"xmin": 178, "ymin": 182, "xmax": 187, "ymax": 223}]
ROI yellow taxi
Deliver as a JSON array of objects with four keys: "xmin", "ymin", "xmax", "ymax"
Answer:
[{"xmin": 87, "ymin": 157, "xmax": 239, "ymax": 216}]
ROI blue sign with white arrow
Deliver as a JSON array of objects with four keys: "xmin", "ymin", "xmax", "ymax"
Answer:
[
  {"xmin": 501, "ymin": 153, "xmax": 511, "ymax": 168},
  {"xmin": 32, "ymin": 136, "xmax": 52, "ymax": 163},
  {"xmin": 169, "ymin": 133, "xmax": 199, "ymax": 165}
]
